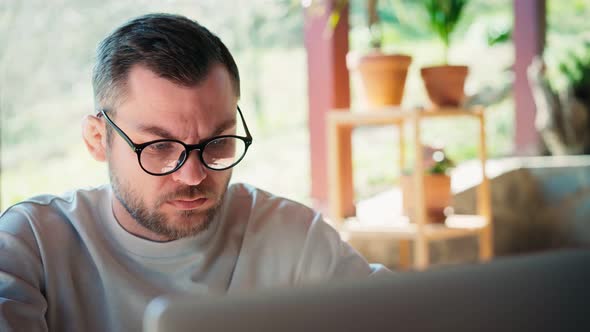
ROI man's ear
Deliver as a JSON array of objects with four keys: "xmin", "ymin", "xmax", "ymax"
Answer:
[{"xmin": 82, "ymin": 114, "xmax": 107, "ymax": 162}]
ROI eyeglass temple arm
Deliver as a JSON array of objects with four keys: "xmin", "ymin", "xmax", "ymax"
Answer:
[
  {"xmin": 237, "ymin": 106, "xmax": 252, "ymax": 142},
  {"xmin": 98, "ymin": 110, "xmax": 139, "ymax": 151}
]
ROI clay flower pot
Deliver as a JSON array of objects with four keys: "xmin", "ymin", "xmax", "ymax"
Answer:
[
  {"xmin": 401, "ymin": 174, "xmax": 451, "ymax": 224},
  {"xmin": 421, "ymin": 65, "xmax": 469, "ymax": 108},
  {"xmin": 349, "ymin": 53, "xmax": 412, "ymax": 108}
]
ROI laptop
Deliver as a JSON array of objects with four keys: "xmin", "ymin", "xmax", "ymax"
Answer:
[{"xmin": 144, "ymin": 250, "xmax": 590, "ymax": 332}]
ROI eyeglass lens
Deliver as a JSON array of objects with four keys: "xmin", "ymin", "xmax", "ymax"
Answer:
[{"xmin": 139, "ymin": 137, "xmax": 246, "ymax": 174}]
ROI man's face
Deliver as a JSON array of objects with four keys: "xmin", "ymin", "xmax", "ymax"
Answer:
[{"xmin": 106, "ymin": 64, "xmax": 238, "ymax": 240}]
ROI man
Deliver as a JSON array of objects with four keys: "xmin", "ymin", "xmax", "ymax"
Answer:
[{"xmin": 0, "ymin": 13, "xmax": 388, "ymax": 331}]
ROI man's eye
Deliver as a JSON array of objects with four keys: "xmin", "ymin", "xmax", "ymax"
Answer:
[
  {"xmin": 210, "ymin": 139, "xmax": 228, "ymax": 147},
  {"xmin": 146, "ymin": 142, "xmax": 176, "ymax": 152}
]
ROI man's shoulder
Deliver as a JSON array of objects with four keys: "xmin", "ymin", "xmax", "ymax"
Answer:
[
  {"xmin": 223, "ymin": 184, "xmax": 379, "ymax": 284},
  {"xmin": 1, "ymin": 185, "xmax": 110, "ymax": 213},
  {"xmin": 0, "ymin": 185, "xmax": 110, "ymax": 233},
  {"xmin": 225, "ymin": 182, "xmax": 328, "ymax": 239},
  {"xmin": 227, "ymin": 183, "xmax": 318, "ymax": 223}
]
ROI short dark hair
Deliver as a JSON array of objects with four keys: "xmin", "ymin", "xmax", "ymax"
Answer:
[{"xmin": 92, "ymin": 13, "xmax": 240, "ymax": 112}]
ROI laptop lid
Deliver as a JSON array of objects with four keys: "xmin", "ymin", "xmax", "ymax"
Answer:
[{"xmin": 144, "ymin": 250, "xmax": 590, "ymax": 332}]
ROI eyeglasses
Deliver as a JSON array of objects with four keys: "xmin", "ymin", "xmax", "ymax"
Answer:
[{"xmin": 98, "ymin": 106, "xmax": 253, "ymax": 176}]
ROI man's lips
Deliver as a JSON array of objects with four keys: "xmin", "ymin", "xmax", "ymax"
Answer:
[{"xmin": 166, "ymin": 197, "xmax": 208, "ymax": 210}]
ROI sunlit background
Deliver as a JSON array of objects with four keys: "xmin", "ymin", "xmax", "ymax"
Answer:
[{"xmin": 1, "ymin": 0, "xmax": 588, "ymax": 212}]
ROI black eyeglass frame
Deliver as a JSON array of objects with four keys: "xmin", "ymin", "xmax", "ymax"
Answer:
[{"xmin": 98, "ymin": 106, "xmax": 253, "ymax": 176}]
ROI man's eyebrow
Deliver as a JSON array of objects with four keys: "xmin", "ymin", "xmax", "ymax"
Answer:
[
  {"xmin": 210, "ymin": 118, "xmax": 237, "ymax": 137},
  {"xmin": 135, "ymin": 118, "xmax": 237, "ymax": 141},
  {"xmin": 135, "ymin": 124, "xmax": 177, "ymax": 140}
]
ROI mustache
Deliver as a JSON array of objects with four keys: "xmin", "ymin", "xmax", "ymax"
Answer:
[{"xmin": 158, "ymin": 185, "xmax": 215, "ymax": 203}]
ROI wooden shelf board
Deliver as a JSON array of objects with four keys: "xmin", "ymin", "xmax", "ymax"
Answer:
[
  {"xmin": 328, "ymin": 109, "xmax": 407, "ymax": 126},
  {"xmin": 417, "ymin": 107, "xmax": 483, "ymax": 118},
  {"xmin": 328, "ymin": 107, "xmax": 483, "ymax": 126},
  {"xmin": 339, "ymin": 214, "xmax": 487, "ymax": 241}
]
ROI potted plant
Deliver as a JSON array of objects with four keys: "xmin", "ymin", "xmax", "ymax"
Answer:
[
  {"xmin": 328, "ymin": 0, "xmax": 412, "ymax": 108},
  {"xmin": 400, "ymin": 146, "xmax": 455, "ymax": 223},
  {"xmin": 420, "ymin": 0, "xmax": 470, "ymax": 108}
]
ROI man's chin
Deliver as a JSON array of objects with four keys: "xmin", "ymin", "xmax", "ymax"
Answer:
[
  {"xmin": 159, "ymin": 206, "xmax": 218, "ymax": 239},
  {"xmin": 153, "ymin": 189, "xmax": 226, "ymax": 239}
]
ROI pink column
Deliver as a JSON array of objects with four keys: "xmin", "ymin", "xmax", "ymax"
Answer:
[
  {"xmin": 513, "ymin": 0, "xmax": 546, "ymax": 155},
  {"xmin": 303, "ymin": 1, "xmax": 351, "ymax": 211}
]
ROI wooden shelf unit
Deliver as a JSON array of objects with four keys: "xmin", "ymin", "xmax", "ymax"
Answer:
[{"xmin": 327, "ymin": 106, "xmax": 493, "ymax": 270}]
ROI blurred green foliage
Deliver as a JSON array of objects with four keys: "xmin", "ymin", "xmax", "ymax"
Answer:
[
  {"xmin": 558, "ymin": 41, "xmax": 590, "ymax": 106},
  {"xmin": 544, "ymin": 0, "xmax": 590, "ymax": 89}
]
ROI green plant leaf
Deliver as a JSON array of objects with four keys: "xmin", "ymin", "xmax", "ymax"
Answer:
[{"xmin": 422, "ymin": 0, "xmax": 469, "ymax": 63}]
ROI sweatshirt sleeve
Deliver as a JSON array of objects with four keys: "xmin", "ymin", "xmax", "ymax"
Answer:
[
  {"xmin": 294, "ymin": 213, "xmax": 392, "ymax": 283},
  {"xmin": 0, "ymin": 207, "xmax": 48, "ymax": 332}
]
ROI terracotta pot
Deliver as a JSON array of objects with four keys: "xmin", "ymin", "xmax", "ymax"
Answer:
[
  {"xmin": 420, "ymin": 65, "xmax": 469, "ymax": 108},
  {"xmin": 400, "ymin": 174, "xmax": 451, "ymax": 224},
  {"xmin": 350, "ymin": 53, "xmax": 412, "ymax": 108}
]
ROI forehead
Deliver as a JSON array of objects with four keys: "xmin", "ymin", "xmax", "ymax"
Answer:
[{"xmin": 119, "ymin": 64, "xmax": 237, "ymax": 127}]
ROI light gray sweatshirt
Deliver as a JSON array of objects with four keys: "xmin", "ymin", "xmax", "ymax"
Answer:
[{"xmin": 0, "ymin": 183, "xmax": 387, "ymax": 331}]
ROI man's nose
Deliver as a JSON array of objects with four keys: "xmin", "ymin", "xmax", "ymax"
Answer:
[{"xmin": 171, "ymin": 150, "xmax": 207, "ymax": 186}]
